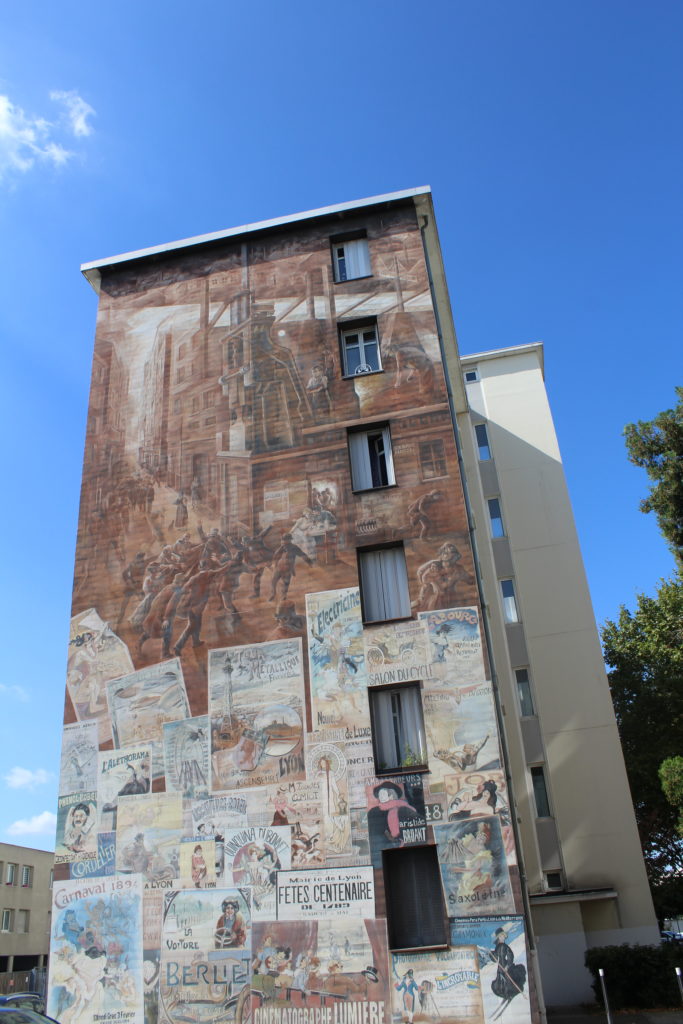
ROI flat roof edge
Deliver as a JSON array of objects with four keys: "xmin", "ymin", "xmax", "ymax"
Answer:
[{"xmin": 80, "ymin": 187, "xmax": 432, "ymax": 277}]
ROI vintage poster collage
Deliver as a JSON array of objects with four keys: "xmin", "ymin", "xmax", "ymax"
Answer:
[{"xmin": 51, "ymin": 211, "xmax": 531, "ymax": 1024}]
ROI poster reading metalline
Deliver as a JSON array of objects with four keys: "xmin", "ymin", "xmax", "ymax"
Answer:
[
  {"xmin": 434, "ymin": 817, "xmax": 515, "ymax": 917},
  {"xmin": 160, "ymin": 888, "xmax": 251, "ymax": 1024},
  {"xmin": 419, "ymin": 606, "xmax": 485, "ymax": 686},
  {"xmin": 48, "ymin": 874, "xmax": 143, "ymax": 1024},
  {"xmin": 391, "ymin": 947, "xmax": 483, "ymax": 1024},
  {"xmin": 222, "ymin": 825, "xmax": 291, "ymax": 920},
  {"xmin": 451, "ymin": 916, "xmax": 530, "ymax": 1024},
  {"xmin": 106, "ymin": 659, "xmax": 190, "ymax": 778},
  {"xmin": 276, "ymin": 866, "xmax": 375, "ymax": 920},
  {"xmin": 306, "ymin": 588, "xmax": 369, "ymax": 734},
  {"xmin": 60, "ymin": 720, "xmax": 99, "ymax": 795},
  {"xmin": 209, "ymin": 639, "xmax": 305, "ymax": 792}
]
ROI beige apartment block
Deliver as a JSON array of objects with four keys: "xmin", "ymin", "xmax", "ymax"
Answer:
[
  {"xmin": 455, "ymin": 343, "xmax": 659, "ymax": 1003},
  {"xmin": 0, "ymin": 843, "xmax": 53, "ymax": 974}
]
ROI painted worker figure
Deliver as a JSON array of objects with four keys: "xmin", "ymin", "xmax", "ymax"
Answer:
[
  {"xmin": 268, "ymin": 533, "xmax": 313, "ymax": 602},
  {"xmin": 173, "ymin": 559, "xmax": 216, "ymax": 654},
  {"xmin": 407, "ymin": 490, "xmax": 443, "ymax": 539}
]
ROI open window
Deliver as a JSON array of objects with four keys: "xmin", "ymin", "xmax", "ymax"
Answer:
[
  {"xmin": 369, "ymin": 682, "xmax": 428, "ymax": 773},
  {"xmin": 358, "ymin": 545, "xmax": 411, "ymax": 622},
  {"xmin": 383, "ymin": 845, "xmax": 448, "ymax": 951},
  {"xmin": 348, "ymin": 425, "xmax": 395, "ymax": 490},
  {"xmin": 332, "ymin": 237, "xmax": 371, "ymax": 282}
]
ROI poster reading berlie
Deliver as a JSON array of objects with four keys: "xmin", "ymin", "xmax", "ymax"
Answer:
[
  {"xmin": 276, "ymin": 866, "xmax": 375, "ymax": 920},
  {"xmin": 419, "ymin": 606, "xmax": 486, "ymax": 686},
  {"xmin": 48, "ymin": 874, "xmax": 143, "ymax": 1024},
  {"xmin": 434, "ymin": 817, "xmax": 515, "ymax": 918},
  {"xmin": 160, "ymin": 888, "xmax": 251, "ymax": 1024},
  {"xmin": 391, "ymin": 947, "xmax": 483, "ymax": 1024},
  {"xmin": 209, "ymin": 639, "xmax": 305, "ymax": 792},
  {"xmin": 251, "ymin": 918, "xmax": 391, "ymax": 1024},
  {"xmin": 60, "ymin": 720, "xmax": 99, "ymax": 795},
  {"xmin": 106, "ymin": 658, "xmax": 190, "ymax": 779},
  {"xmin": 97, "ymin": 746, "xmax": 151, "ymax": 832},
  {"xmin": 163, "ymin": 714, "xmax": 210, "ymax": 798},
  {"xmin": 306, "ymin": 588, "xmax": 370, "ymax": 736},
  {"xmin": 222, "ymin": 825, "xmax": 291, "ymax": 920},
  {"xmin": 451, "ymin": 916, "xmax": 530, "ymax": 1024}
]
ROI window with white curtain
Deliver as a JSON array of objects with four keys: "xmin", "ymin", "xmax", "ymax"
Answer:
[
  {"xmin": 370, "ymin": 684, "xmax": 427, "ymax": 773},
  {"xmin": 348, "ymin": 425, "xmax": 395, "ymax": 490},
  {"xmin": 332, "ymin": 237, "xmax": 371, "ymax": 282},
  {"xmin": 500, "ymin": 578, "xmax": 519, "ymax": 623},
  {"xmin": 358, "ymin": 546, "xmax": 411, "ymax": 622}
]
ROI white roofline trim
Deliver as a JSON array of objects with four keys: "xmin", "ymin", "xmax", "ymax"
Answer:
[{"xmin": 80, "ymin": 187, "xmax": 432, "ymax": 276}]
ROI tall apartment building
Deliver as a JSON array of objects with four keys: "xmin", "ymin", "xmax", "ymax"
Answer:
[
  {"xmin": 47, "ymin": 188, "xmax": 656, "ymax": 1024},
  {"xmin": 0, "ymin": 843, "xmax": 53, "ymax": 974}
]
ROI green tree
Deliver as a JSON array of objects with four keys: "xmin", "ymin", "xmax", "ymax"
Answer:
[
  {"xmin": 602, "ymin": 576, "xmax": 683, "ymax": 919},
  {"xmin": 659, "ymin": 755, "xmax": 683, "ymax": 836},
  {"xmin": 624, "ymin": 387, "xmax": 683, "ymax": 568}
]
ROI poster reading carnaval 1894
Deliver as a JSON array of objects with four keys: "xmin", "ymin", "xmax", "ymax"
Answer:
[
  {"xmin": 48, "ymin": 875, "xmax": 143, "ymax": 1024},
  {"xmin": 208, "ymin": 639, "xmax": 305, "ymax": 792}
]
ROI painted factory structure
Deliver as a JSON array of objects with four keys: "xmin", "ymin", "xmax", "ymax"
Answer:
[{"xmin": 48, "ymin": 188, "xmax": 657, "ymax": 1024}]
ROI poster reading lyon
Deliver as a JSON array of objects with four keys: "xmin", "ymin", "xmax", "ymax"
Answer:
[{"xmin": 209, "ymin": 639, "xmax": 305, "ymax": 792}]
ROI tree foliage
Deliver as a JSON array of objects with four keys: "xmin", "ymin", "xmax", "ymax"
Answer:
[
  {"xmin": 660, "ymin": 755, "xmax": 683, "ymax": 836},
  {"xmin": 624, "ymin": 387, "xmax": 683, "ymax": 568},
  {"xmin": 602, "ymin": 576, "xmax": 683, "ymax": 903}
]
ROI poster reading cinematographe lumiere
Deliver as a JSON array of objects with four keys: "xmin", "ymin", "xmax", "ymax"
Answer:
[{"xmin": 48, "ymin": 200, "xmax": 534, "ymax": 1024}]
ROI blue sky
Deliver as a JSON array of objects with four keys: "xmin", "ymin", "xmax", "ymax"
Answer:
[{"xmin": 0, "ymin": 0, "xmax": 680, "ymax": 850}]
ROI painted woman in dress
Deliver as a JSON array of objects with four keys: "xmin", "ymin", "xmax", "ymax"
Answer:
[{"xmin": 395, "ymin": 968, "xmax": 419, "ymax": 1023}]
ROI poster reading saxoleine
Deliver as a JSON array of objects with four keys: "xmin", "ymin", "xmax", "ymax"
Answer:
[
  {"xmin": 60, "ymin": 720, "xmax": 99, "ymax": 795},
  {"xmin": 48, "ymin": 875, "xmax": 143, "ymax": 1024},
  {"xmin": 451, "ymin": 916, "xmax": 530, "ymax": 1024},
  {"xmin": 419, "ymin": 606, "xmax": 486, "ymax": 686},
  {"xmin": 434, "ymin": 817, "xmax": 515, "ymax": 917},
  {"xmin": 276, "ymin": 866, "xmax": 375, "ymax": 920},
  {"xmin": 209, "ymin": 639, "xmax": 305, "ymax": 792},
  {"xmin": 106, "ymin": 658, "xmax": 190, "ymax": 778},
  {"xmin": 306, "ymin": 588, "xmax": 370, "ymax": 734},
  {"xmin": 391, "ymin": 947, "xmax": 483, "ymax": 1024},
  {"xmin": 160, "ymin": 888, "xmax": 252, "ymax": 1024}
]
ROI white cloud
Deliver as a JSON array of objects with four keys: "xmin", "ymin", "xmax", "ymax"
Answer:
[
  {"xmin": 0, "ymin": 682, "xmax": 29, "ymax": 703},
  {"xmin": 0, "ymin": 88, "xmax": 95, "ymax": 183},
  {"xmin": 4, "ymin": 767, "xmax": 54, "ymax": 790},
  {"xmin": 7, "ymin": 810, "xmax": 57, "ymax": 837},
  {"xmin": 50, "ymin": 89, "xmax": 95, "ymax": 137}
]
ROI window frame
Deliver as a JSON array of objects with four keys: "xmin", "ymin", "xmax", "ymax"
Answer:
[
  {"xmin": 487, "ymin": 497, "xmax": 505, "ymax": 538},
  {"xmin": 357, "ymin": 543, "xmax": 412, "ymax": 624},
  {"xmin": 530, "ymin": 765, "xmax": 552, "ymax": 818},
  {"xmin": 1, "ymin": 909, "xmax": 13, "ymax": 932},
  {"xmin": 6, "ymin": 863, "xmax": 16, "ymax": 886},
  {"xmin": 515, "ymin": 667, "xmax": 535, "ymax": 717},
  {"xmin": 368, "ymin": 680, "xmax": 429, "ymax": 776},
  {"xmin": 348, "ymin": 424, "xmax": 396, "ymax": 492},
  {"xmin": 21, "ymin": 865, "xmax": 32, "ymax": 888},
  {"xmin": 339, "ymin": 319, "xmax": 383, "ymax": 378},
  {"xmin": 500, "ymin": 578, "xmax": 520, "ymax": 624},
  {"xmin": 464, "ymin": 368, "xmax": 479, "ymax": 383},
  {"xmin": 331, "ymin": 234, "xmax": 372, "ymax": 283},
  {"xmin": 383, "ymin": 844, "xmax": 449, "ymax": 952},
  {"xmin": 419, "ymin": 438, "xmax": 447, "ymax": 481},
  {"xmin": 474, "ymin": 422, "xmax": 491, "ymax": 461}
]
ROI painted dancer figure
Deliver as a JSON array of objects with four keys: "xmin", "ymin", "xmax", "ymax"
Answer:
[
  {"xmin": 488, "ymin": 926, "xmax": 527, "ymax": 1020},
  {"xmin": 268, "ymin": 533, "xmax": 313, "ymax": 602}
]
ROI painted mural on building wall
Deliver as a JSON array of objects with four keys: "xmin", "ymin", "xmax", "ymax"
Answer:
[{"xmin": 50, "ymin": 206, "xmax": 532, "ymax": 1024}]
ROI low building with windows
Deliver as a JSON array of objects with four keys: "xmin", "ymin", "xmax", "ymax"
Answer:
[
  {"xmin": 47, "ymin": 188, "xmax": 656, "ymax": 1024},
  {"xmin": 0, "ymin": 843, "xmax": 53, "ymax": 975}
]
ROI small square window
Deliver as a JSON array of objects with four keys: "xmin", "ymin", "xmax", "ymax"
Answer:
[
  {"xmin": 383, "ymin": 845, "xmax": 448, "ymax": 950},
  {"xmin": 545, "ymin": 871, "xmax": 563, "ymax": 890},
  {"xmin": 474, "ymin": 423, "xmax": 491, "ymax": 461},
  {"xmin": 531, "ymin": 765, "xmax": 551, "ymax": 818},
  {"xmin": 419, "ymin": 439, "xmax": 447, "ymax": 481},
  {"xmin": 515, "ymin": 668, "xmax": 535, "ymax": 717},
  {"xmin": 358, "ymin": 545, "xmax": 411, "ymax": 622},
  {"xmin": 488, "ymin": 497, "xmax": 505, "ymax": 538},
  {"xmin": 369, "ymin": 683, "xmax": 427, "ymax": 773},
  {"xmin": 348, "ymin": 425, "xmax": 395, "ymax": 490},
  {"xmin": 340, "ymin": 322, "xmax": 381, "ymax": 377},
  {"xmin": 332, "ymin": 237, "xmax": 371, "ymax": 282},
  {"xmin": 464, "ymin": 368, "xmax": 479, "ymax": 383},
  {"xmin": 500, "ymin": 579, "xmax": 519, "ymax": 624}
]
